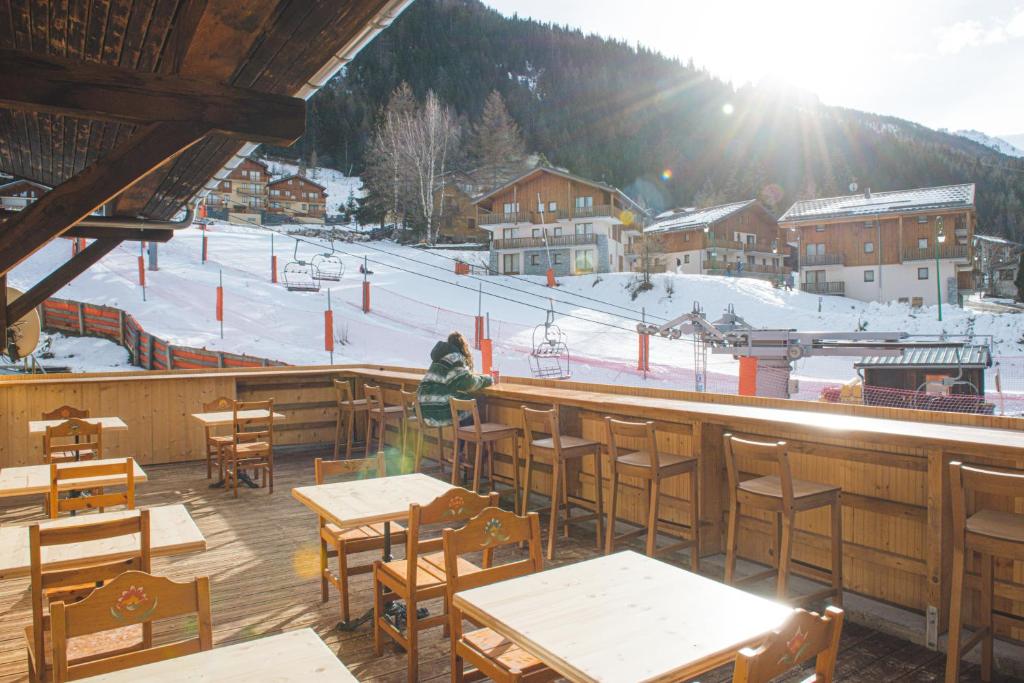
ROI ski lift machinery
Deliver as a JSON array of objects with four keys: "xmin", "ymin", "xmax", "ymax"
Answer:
[
  {"xmin": 282, "ymin": 240, "xmax": 320, "ymax": 292},
  {"xmin": 312, "ymin": 236, "xmax": 344, "ymax": 281},
  {"xmin": 530, "ymin": 304, "xmax": 571, "ymax": 380}
]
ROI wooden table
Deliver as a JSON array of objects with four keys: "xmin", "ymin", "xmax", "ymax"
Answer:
[
  {"xmin": 190, "ymin": 409, "xmax": 286, "ymax": 427},
  {"xmin": 292, "ymin": 473, "xmax": 454, "ymax": 629},
  {"xmin": 0, "ymin": 457, "xmax": 147, "ymax": 498},
  {"xmin": 76, "ymin": 628, "xmax": 356, "ymax": 682},
  {"xmin": 28, "ymin": 416, "xmax": 128, "ymax": 435},
  {"xmin": 452, "ymin": 551, "xmax": 792, "ymax": 683},
  {"xmin": 0, "ymin": 504, "xmax": 206, "ymax": 580}
]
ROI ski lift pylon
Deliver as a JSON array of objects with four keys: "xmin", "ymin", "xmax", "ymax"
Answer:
[
  {"xmin": 312, "ymin": 236, "xmax": 344, "ymax": 281},
  {"xmin": 282, "ymin": 240, "xmax": 320, "ymax": 292},
  {"xmin": 529, "ymin": 304, "xmax": 571, "ymax": 380}
]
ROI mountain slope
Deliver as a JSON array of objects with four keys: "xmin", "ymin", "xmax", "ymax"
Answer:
[{"xmin": 293, "ymin": 0, "xmax": 1024, "ymax": 239}]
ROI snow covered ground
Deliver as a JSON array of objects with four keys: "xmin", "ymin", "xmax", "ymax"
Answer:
[{"xmin": 9, "ymin": 222, "xmax": 1024, "ymax": 407}]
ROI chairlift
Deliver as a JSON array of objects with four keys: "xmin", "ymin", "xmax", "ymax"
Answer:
[
  {"xmin": 282, "ymin": 241, "xmax": 320, "ymax": 292},
  {"xmin": 312, "ymin": 238, "xmax": 344, "ymax": 282},
  {"xmin": 529, "ymin": 305, "xmax": 571, "ymax": 380}
]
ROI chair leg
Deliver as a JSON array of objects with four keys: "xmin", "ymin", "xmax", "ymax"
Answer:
[
  {"xmin": 345, "ymin": 410, "xmax": 355, "ymax": 459},
  {"xmin": 510, "ymin": 434, "xmax": 521, "ymax": 514},
  {"xmin": 487, "ymin": 441, "xmax": 496, "ymax": 493},
  {"xmin": 724, "ymin": 497, "xmax": 739, "ymax": 585},
  {"xmin": 592, "ymin": 448, "xmax": 604, "ymax": 551},
  {"xmin": 689, "ymin": 467, "xmax": 700, "ymax": 572},
  {"xmin": 367, "ymin": 413, "xmax": 375, "ymax": 455},
  {"xmin": 646, "ymin": 477, "xmax": 660, "ymax": 557},
  {"xmin": 320, "ymin": 537, "xmax": 329, "ymax": 602},
  {"xmin": 413, "ymin": 429, "xmax": 424, "ymax": 473},
  {"xmin": 372, "ymin": 570, "xmax": 384, "ymax": 657},
  {"xmin": 406, "ymin": 595, "xmax": 419, "ymax": 683},
  {"xmin": 206, "ymin": 445, "xmax": 213, "ymax": 478},
  {"xmin": 521, "ymin": 448, "xmax": 533, "ymax": 517},
  {"xmin": 471, "ymin": 441, "xmax": 483, "ymax": 493},
  {"xmin": 777, "ymin": 511, "xmax": 795, "ymax": 600},
  {"xmin": 945, "ymin": 545, "xmax": 967, "ymax": 683},
  {"xmin": 981, "ymin": 552, "xmax": 994, "ymax": 682},
  {"xmin": 830, "ymin": 498, "xmax": 843, "ymax": 606},
  {"xmin": 605, "ymin": 466, "xmax": 619, "ymax": 554},
  {"xmin": 451, "ymin": 436, "xmax": 462, "ymax": 486},
  {"xmin": 547, "ymin": 455, "xmax": 561, "ymax": 561},
  {"xmin": 334, "ymin": 410, "xmax": 343, "ymax": 459}
]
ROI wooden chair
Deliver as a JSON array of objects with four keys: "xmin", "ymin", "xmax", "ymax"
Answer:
[
  {"xmin": 49, "ymin": 458, "xmax": 135, "ymax": 519},
  {"xmin": 373, "ymin": 488, "xmax": 499, "ymax": 683},
  {"xmin": 521, "ymin": 405, "xmax": 602, "ymax": 561},
  {"xmin": 201, "ymin": 396, "xmax": 234, "ymax": 478},
  {"xmin": 41, "ymin": 408, "xmax": 97, "ymax": 464},
  {"xmin": 723, "ymin": 434, "xmax": 843, "ymax": 607},
  {"xmin": 223, "ymin": 399, "xmax": 274, "ymax": 497},
  {"xmin": 316, "ymin": 454, "xmax": 408, "ymax": 624},
  {"xmin": 450, "ymin": 397, "xmax": 520, "ymax": 506},
  {"xmin": 604, "ymin": 417, "xmax": 700, "ymax": 569},
  {"xmin": 732, "ymin": 607, "xmax": 844, "ymax": 683},
  {"xmin": 25, "ymin": 509, "xmax": 152, "ymax": 683},
  {"xmin": 365, "ymin": 384, "xmax": 403, "ymax": 455},
  {"xmin": 444, "ymin": 507, "xmax": 552, "ymax": 683},
  {"xmin": 946, "ymin": 461, "xmax": 1024, "ymax": 682},
  {"xmin": 50, "ymin": 570, "xmax": 212, "ymax": 682},
  {"xmin": 399, "ymin": 387, "xmax": 449, "ymax": 475},
  {"xmin": 334, "ymin": 378, "xmax": 370, "ymax": 459}
]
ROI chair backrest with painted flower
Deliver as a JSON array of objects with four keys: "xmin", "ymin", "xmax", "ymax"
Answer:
[
  {"xmin": 403, "ymin": 488, "xmax": 498, "ymax": 593},
  {"xmin": 49, "ymin": 570, "xmax": 213, "ymax": 682},
  {"xmin": 442, "ymin": 507, "xmax": 542, "ymax": 597},
  {"xmin": 731, "ymin": 606, "xmax": 844, "ymax": 683}
]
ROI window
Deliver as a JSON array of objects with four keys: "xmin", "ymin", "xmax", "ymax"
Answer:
[
  {"xmin": 676, "ymin": 258, "xmax": 682, "ymax": 266},
  {"xmin": 537, "ymin": 201, "xmax": 545, "ymax": 213},
  {"xmin": 918, "ymin": 267, "xmax": 929, "ymax": 280},
  {"xmin": 917, "ymin": 215, "xmax": 929, "ymax": 224},
  {"xmin": 301, "ymin": 203, "xmax": 308, "ymax": 212},
  {"xmin": 270, "ymin": 189, "xmax": 279, "ymax": 196},
  {"xmin": 864, "ymin": 242, "xmax": 874, "ymax": 253},
  {"xmin": 746, "ymin": 235, "xmax": 755, "ymax": 246},
  {"xmin": 575, "ymin": 223, "xmax": 593, "ymax": 235},
  {"xmin": 683, "ymin": 254, "xmax": 690, "ymax": 264},
  {"xmin": 815, "ymin": 225, "xmax": 825, "ymax": 232},
  {"xmin": 271, "ymin": 201, "xmax": 280, "ymax": 208},
  {"xmin": 806, "ymin": 243, "xmax": 825, "ymax": 256},
  {"xmin": 864, "ymin": 270, "xmax": 875, "ymax": 282},
  {"xmin": 999, "ymin": 269, "xmax": 1014, "ymax": 281},
  {"xmin": 503, "ymin": 253, "xmax": 520, "ymax": 274},
  {"xmin": 532, "ymin": 228, "xmax": 542, "ymax": 238},
  {"xmin": 575, "ymin": 196, "xmax": 593, "ymax": 208},
  {"xmin": 918, "ymin": 237, "xmax": 928, "ymax": 249},
  {"xmin": 552, "ymin": 254, "xmax": 561, "ymax": 265},
  {"xmin": 502, "ymin": 202, "xmax": 519, "ymax": 215},
  {"xmin": 548, "ymin": 201, "xmax": 557, "ymax": 212},
  {"xmin": 684, "ymin": 233, "xmax": 690, "ymax": 242},
  {"xmin": 552, "ymin": 227, "xmax": 563, "ymax": 236},
  {"xmin": 575, "ymin": 249, "xmax": 594, "ymax": 272},
  {"xmin": 530, "ymin": 254, "xmax": 540, "ymax": 266},
  {"xmin": 503, "ymin": 228, "xmax": 516, "ymax": 239}
]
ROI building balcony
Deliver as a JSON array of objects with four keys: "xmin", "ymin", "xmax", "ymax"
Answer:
[
  {"xmin": 705, "ymin": 261, "xmax": 787, "ymax": 275},
  {"xmin": 802, "ymin": 254, "xmax": 844, "ymax": 267},
  {"xmin": 802, "ymin": 281, "xmax": 845, "ymax": 295},
  {"xmin": 902, "ymin": 245, "xmax": 969, "ymax": 262},
  {"xmin": 479, "ymin": 205, "xmax": 623, "ymax": 226},
  {"xmin": 479, "ymin": 211, "xmax": 530, "ymax": 226},
  {"xmin": 491, "ymin": 234, "xmax": 597, "ymax": 250}
]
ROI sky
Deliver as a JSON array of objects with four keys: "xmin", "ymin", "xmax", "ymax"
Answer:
[{"xmin": 484, "ymin": 0, "xmax": 1024, "ymax": 138}]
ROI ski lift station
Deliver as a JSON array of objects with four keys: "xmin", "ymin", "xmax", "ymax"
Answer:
[{"xmin": 854, "ymin": 345, "xmax": 992, "ymax": 398}]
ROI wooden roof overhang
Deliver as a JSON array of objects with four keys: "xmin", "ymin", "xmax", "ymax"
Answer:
[{"xmin": 0, "ymin": 0, "xmax": 412, "ymax": 351}]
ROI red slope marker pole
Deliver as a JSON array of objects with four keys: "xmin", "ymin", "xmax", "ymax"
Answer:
[
  {"xmin": 137, "ymin": 255, "xmax": 146, "ymax": 302},
  {"xmin": 325, "ymin": 289, "xmax": 334, "ymax": 364},
  {"xmin": 216, "ymin": 269, "xmax": 224, "ymax": 339}
]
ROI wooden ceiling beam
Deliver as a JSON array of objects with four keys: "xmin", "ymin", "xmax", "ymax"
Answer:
[
  {"xmin": 6, "ymin": 238, "xmax": 123, "ymax": 325},
  {"xmin": 0, "ymin": 121, "xmax": 208, "ymax": 278},
  {"xmin": 63, "ymin": 226, "xmax": 175, "ymax": 243},
  {"xmin": 0, "ymin": 48, "xmax": 305, "ymax": 146}
]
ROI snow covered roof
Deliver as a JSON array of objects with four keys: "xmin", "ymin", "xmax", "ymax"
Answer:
[
  {"xmin": 473, "ymin": 166, "xmax": 647, "ymax": 216},
  {"xmin": 856, "ymin": 344, "xmax": 990, "ymax": 369},
  {"xmin": 974, "ymin": 234, "xmax": 1021, "ymax": 246},
  {"xmin": 780, "ymin": 184, "xmax": 975, "ymax": 224},
  {"xmin": 0, "ymin": 178, "xmax": 50, "ymax": 194},
  {"xmin": 644, "ymin": 200, "xmax": 757, "ymax": 234},
  {"xmin": 268, "ymin": 174, "xmax": 327, "ymax": 192}
]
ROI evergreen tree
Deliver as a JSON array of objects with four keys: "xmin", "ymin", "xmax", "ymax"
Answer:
[{"xmin": 471, "ymin": 90, "xmax": 526, "ymax": 190}]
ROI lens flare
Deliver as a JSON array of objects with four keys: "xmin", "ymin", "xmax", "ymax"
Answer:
[
  {"xmin": 722, "ymin": 103, "xmax": 735, "ymax": 115},
  {"xmin": 618, "ymin": 210, "xmax": 635, "ymax": 226},
  {"xmin": 660, "ymin": 168, "xmax": 673, "ymax": 181}
]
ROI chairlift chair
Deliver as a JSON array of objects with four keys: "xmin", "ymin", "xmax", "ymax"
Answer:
[
  {"xmin": 312, "ymin": 252, "xmax": 344, "ymax": 282},
  {"xmin": 283, "ymin": 241, "xmax": 321, "ymax": 292},
  {"xmin": 529, "ymin": 307, "xmax": 571, "ymax": 380}
]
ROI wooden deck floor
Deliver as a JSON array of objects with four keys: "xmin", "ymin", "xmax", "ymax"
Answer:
[{"xmin": 0, "ymin": 453, "xmax": 1013, "ymax": 682}]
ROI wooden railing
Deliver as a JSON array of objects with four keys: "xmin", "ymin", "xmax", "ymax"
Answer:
[
  {"xmin": 478, "ymin": 204, "xmax": 620, "ymax": 226},
  {"xmin": 802, "ymin": 253, "xmax": 844, "ymax": 267},
  {"xmin": 478, "ymin": 211, "xmax": 530, "ymax": 225},
  {"xmin": 491, "ymin": 233, "xmax": 597, "ymax": 250},
  {"xmin": 902, "ymin": 245, "xmax": 970, "ymax": 262},
  {"xmin": 801, "ymin": 280, "xmax": 845, "ymax": 295}
]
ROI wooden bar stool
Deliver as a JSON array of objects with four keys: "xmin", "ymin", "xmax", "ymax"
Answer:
[
  {"xmin": 946, "ymin": 461, "xmax": 1024, "ymax": 683},
  {"xmin": 365, "ymin": 384, "xmax": 403, "ymax": 454},
  {"xmin": 723, "ymin": 433, "xmax": 843, "ymax": 607},
  {"xmin": 399, "ymin": 388, "xmax": 449, "ymax": 475},
  {"xmin": 450, "ymin": 397, "xmax": 520, "ymax": 509},
  {"xmin": 333, "ymin": 378, "xmax": 370, "ymax": 459},
  {"xmin": 520, "ymin": 404, "xmax": 603, "ymax": 561},
  {"xmin": 604, "ymin": 417, "xmax": 700, "ymax": 570}
]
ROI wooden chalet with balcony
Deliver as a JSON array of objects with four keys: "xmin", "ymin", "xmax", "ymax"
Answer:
[
  {"xmin": 779, "ymin": 184, "xmax": 975, "ymax": 303},
  {"xmin": 474, "ymin": 167, "xmax": 646, "ymax": 275},
  {"xmin": 267, "ymin": 175, "xmax": 328, "ymax": 224},
  {"xmin": 204, "ymin": 158, "xmax": 270, "ymax": 225},
  {"xmin": 641, "ymin": 199, "xmax": 785, "ymax": 280},
  {"xmin": 0, "ymin": 179, "xmax": 50, "ymax": 212}
]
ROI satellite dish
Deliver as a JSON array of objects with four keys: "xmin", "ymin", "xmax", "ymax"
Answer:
[
  {"xmin": 848, "ymin": 181, "xmax": 858, "ymax": 193},
  {"xmin": 3, "ymin": 287, "xmax": 41, "ymax": 362}
]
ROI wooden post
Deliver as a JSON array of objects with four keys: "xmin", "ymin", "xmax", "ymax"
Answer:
[
  {"xmin": 76, "ymin": 302, "xmax": 85, "ymax": 335},
  {"xmin": 166, "ymin": 343, "xmax": 174, "ymax": 370},
  {"xmin": 925, "ymin": 446, "xmax": 953, "ymax": 649}
]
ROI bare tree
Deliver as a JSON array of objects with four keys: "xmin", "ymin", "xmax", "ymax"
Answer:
[{"xmin": 400, "ymin": 91, "xmax": 460, "ymax": 243}]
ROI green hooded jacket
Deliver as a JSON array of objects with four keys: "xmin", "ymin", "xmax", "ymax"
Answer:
[{"xmin": 417, "ymin": 341, "xmax": 493, "ymax": 427}]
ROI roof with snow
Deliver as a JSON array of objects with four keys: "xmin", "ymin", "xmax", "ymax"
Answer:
[
  {"xmin": 644, "ymin": 200, "xmax": 758, "ymax": 234},
  {"xmin": 268, "ymin": 174, "xmax": 327, "ymax": 192},
  {"xmin": 780, "ymin": 184, "xmax": 975, "ymax": 224},
  {"xmin": 855, "ymin": 345, "xmax": 991, "ymax": 369},
  {"xmin": 473, "ymin": 166, "xmax": 647, "ymax": 216},
  {"xmin": 0, "ymin": 178, "xmax": 50, "ymax": 195},
  {"xmin": 974, "ymin": 234, "xmax": 1021, "ymax": 246}
]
